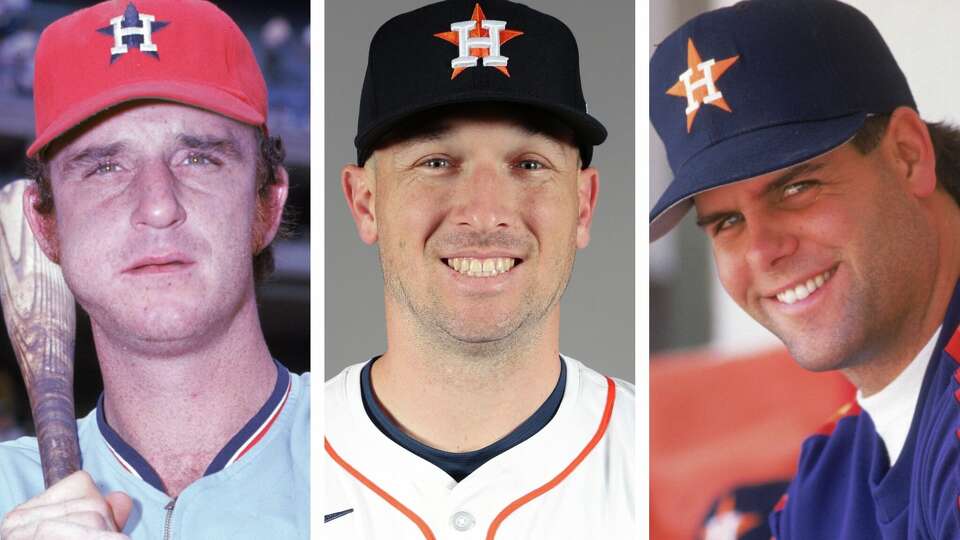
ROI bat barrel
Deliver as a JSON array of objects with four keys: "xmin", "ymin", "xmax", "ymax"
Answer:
[{"xmin": 0, "ymin": 179, "xmax": 80, "ymax": 488}]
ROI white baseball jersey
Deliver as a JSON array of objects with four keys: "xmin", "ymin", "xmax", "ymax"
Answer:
[{"xmin": 324, "ymin": 355, "xmax": 635, "ymax": 539}]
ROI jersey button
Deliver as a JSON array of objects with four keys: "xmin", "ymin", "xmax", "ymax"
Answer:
[{"xmin": 451, "ymin": 511, "xmax": 475, "ymax": 531}]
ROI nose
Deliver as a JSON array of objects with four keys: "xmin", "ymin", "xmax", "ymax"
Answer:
[
  {"xmin": 743, "ymin": 214, "xmax": 798, "ymax": 271},
  {"xmin": 130, "ymin": 159, "xmax": 187, "ymax": 229},
  {"xmin": 452, "ymin": 164, "xmax": 513, "ymax": 231}
]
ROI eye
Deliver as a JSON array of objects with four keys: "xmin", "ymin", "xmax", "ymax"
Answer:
[
  {"xmin": 515, "ymin": 159, "xmax": 545, "ymax": 171},
  {"xmin": 782, "ymin": 180, "xmax": 818, "ymax": 199},
  {"xmin": 714, "ymin": 213, "xmax": 743, "ymax": 235},
  {"xmin": 89, "ymin": 161, "xmax": 122, "ymax": 177},
  {"xmin": 419, "ymin": 157, "xmax": 452, "ymax": 169},
  {"xmin": 182, "ymin": 153, "xmax": 218, "ymax": 166}
]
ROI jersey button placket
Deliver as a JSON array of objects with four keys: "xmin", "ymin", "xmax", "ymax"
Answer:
[{"xmin": 451, "ymin": 510, "xmax": 476, "ymax": 532}]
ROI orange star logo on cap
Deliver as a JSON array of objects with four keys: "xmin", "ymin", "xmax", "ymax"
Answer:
[
  {"xmin": 666, "ymin": 38, "xmax": 739, "ymax": 133},
  {"xmin": 434, "ymin": 3, "xmax": 523, "ymax": 80}
]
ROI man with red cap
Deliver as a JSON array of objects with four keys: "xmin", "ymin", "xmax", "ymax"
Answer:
[{"xmin": 0, "ymin": 1, "xmax": 308, "ymax": 538}]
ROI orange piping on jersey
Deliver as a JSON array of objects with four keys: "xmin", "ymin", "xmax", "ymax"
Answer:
[
  {"xmin": 325, "ymin": 438, "xmax": 436, "ymax": 540},
  {"xmin": 814, "ymin": 401, "xmax": 861, "ymax": 436},
  {"xmin": 945, "ymin": 326, "xmax": 960, "ymax": 360},
  {"xmin": 485, "ymin": 376, "xmax": 617, "ymax": 540},
  {"xmin": 773, "ymin": 493, "xmax": 788, "ymax": 512}
]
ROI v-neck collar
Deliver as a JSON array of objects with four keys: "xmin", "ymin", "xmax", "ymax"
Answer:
[{"xmin": 96, "ymin": 360, "xmax": 291, "ymax": 493}]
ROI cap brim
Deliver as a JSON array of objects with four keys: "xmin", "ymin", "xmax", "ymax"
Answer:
[
  {"xmin": 28, "ymin": 80, "xmax": 265, "ymax": 157},
  {"xmin": 649, "ymin": 113, "xmax": 867, "ymax": 241},
  {"xmin": 354, "ymin": 91, "xmax": 607, "ymax": 166}
]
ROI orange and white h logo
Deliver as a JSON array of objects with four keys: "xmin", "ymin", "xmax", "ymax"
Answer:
[
  {"xmin": 678, "ymin": 59, "xmax": 723, "ymax": 115},
  {"xmin": 435, "ymin": 3, "xmax": 523, "ymax": 79},
  {"xmin": 666, "ymin": 38, "xmax": 739, "ymax": 132}
]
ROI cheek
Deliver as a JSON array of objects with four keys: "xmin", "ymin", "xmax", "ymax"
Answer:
[
  {"xmin": 713, "ymin": 245, "xmax": 750, "ymax": 304},
  {"xmin": 381, "ymin": 188, "xmax": 446, "ymax": 250},
  {"xmin": 523, "ymin": 188, "xmax": 578, "ymax": 243}
]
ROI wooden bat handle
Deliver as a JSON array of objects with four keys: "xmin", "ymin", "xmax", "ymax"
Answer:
[{"xmin": 0, "ymin": 180, "xmax": 78, "ymax": 487}]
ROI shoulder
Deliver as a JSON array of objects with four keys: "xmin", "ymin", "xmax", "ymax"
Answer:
[
  {"xmin": 288, "ymin": 369, "xmax": 311, "ymax": 417},
  {"xmin": 564, "ymin": 355, "xmax": 634, "ymax": 415},
  {"xmin": 563, "ymin": 355, "xmax": 635, "ymax": 449},
  {"xmin": 324, "ymin": 361, "xmax": 367, "ymax": 406},
  {"xmin": 770, "ymin": 402, "xmax": 878, "ymax": 538}
]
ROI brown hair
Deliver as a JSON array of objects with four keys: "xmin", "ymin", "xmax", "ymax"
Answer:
[{"xmin": 851, "ymin": 114, "xmax": 960, "ymax": 206}]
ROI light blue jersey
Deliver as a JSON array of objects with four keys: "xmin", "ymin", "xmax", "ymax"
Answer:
[{"xmin": 0, "ymin": 363, "xmax": 310, "ymax": 539}]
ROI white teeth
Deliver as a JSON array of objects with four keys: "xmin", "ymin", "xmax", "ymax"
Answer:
[
  {"xmin": 446, "ymin": 257, "xmax": 517, "ymax": 277},
  {"xmin": 776, "ymin": 269, "xmax": 833, "ymax": 305}
]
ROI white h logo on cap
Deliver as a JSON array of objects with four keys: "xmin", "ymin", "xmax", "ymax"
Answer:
[
  {"xmin": 109, "ymin": 12, "xmax": 158, "ymax": 56},
  {"xmin": 435, "ymin": 4, "xmax": 523, "ymax": 79},
  {"xmin": 450, "ymin": 19, "xmax": 507, "ymax": 69},
  {"xmin": 678, "ymin": 59, "xmax": 723, "ymax": 115}
]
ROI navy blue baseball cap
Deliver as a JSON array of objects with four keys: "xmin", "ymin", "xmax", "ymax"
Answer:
[
  {"xmin": 649, "ymin": 0, "xmax": 915, "ymax": 241},
  {"xmin": 355, "ymin": 0, "xmax": 606, "ymax": 167}
]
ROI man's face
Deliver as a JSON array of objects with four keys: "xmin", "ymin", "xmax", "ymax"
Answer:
[
  {"xmin": 347, "ymin": 113, "xmax": 598, "ymax": 350},
  {"xmin": 694, "ymin": 142, "xmax": 937, "ymax": 372},
  {"xmin": 37, "ymin": 102, "xmax": 269, "ymax": 352}
]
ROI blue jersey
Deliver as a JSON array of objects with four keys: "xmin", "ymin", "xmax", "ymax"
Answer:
[
  {"xmin": 0, "ymin": 363, "xmax": 310, "ymax": 539},
  {"xmin": 770, "ymin": 284, "xmax": 960, "ymax": 539}
]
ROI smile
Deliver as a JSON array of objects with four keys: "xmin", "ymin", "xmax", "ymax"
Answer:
[
  {"xmin": 775, "ymin": 269, "xmax": 834, "ymax": 305},
  {"xmin": 445, "ymin": 257, "xmax": 518, "ymax": 278}
]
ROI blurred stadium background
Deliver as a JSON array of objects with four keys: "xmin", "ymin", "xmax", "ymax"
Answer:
[{"xmin": 0, "ymin": 0, "xmax": 309, "ymax": 441}]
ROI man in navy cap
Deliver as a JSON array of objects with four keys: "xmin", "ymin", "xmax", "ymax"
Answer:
[
  {"xmin": 325, "ymin": 1, "xmax": 635, "ymax": 538},
  {"xmin": 651, "ymin": 0, "xmax": 960, "ymax": 538}
]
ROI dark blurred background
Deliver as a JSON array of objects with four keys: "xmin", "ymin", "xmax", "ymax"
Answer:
[{"xmin": 0, "ymin": 0, "xmax": 310, "ymax": 440}]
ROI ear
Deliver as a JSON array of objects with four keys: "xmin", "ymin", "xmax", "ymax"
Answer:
[
  {"xmin": 575, "ymin": 167, "xmax": 600, "ymax": 249},
  {"xmin": 22, "ymin": 183, "xmax": 60, "ymax": 263},
  {"xmin": 342, "ymin": 164, "xmax": 378, "ymax": 245},
  {"xmin": 882, "ymin": 106, "xmax": 936, "ymax": 198},
  {"xmin": 253, "ymin": 165, "xmax": 289, "ymax": 254}
]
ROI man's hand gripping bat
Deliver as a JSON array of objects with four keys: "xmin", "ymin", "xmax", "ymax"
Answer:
[{"xmin": 0, "ymin": 179, "xmax": 79, "ymax": 487}]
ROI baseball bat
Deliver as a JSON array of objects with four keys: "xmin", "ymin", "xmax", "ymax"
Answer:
[{"xmin": 0, "ymin": 179, "xmax": 79, "ymax": 488}]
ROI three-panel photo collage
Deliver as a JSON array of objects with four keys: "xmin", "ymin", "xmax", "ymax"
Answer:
[{"xmin": 0, "ymin": 0, "xmax": 954, "ymax": 538}]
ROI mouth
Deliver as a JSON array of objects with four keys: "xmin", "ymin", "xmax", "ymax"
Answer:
[
  {"xmin": 773, "ymin": 268, "xmax": 835, "ymax": 305},
  {"xmin": 442, "ymin": 257, "xmax": 522, "ymax": 278},
  {"xmin": 125, "ymin": 255, "xmax": 194, "ymax": 274}
]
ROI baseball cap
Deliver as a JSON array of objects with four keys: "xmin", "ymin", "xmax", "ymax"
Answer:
[
  {"xmin": 355, "ymin": 0, "xmax": 607, "ymax": 167},
  {"xmin": 649, "ymin": 0, "xmax": 915, "ymax": 241},
  {"xmin": 28, "ymin": 0, "xmax": 267, "ymax": 157}
]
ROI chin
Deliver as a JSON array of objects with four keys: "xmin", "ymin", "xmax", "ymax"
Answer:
[
  {"xmin": 439, "ymin": 317, "xmax": 526, "ymax": 347},
  {"xmin": 781, "ymin": 337, "xmax": 853, "ymax": 373}
]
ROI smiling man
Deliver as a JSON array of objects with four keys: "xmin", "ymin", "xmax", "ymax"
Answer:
[
  {"xmin": 324, "ymin": 1, "xmax": 635, "ymax": 538},
  {"xmin": 651, "ymin": 0, "xmax": 960, "ymax": 538},
  {"xmin": 0, "ymin": 1, "xmax": 308, "ymax": 539}
]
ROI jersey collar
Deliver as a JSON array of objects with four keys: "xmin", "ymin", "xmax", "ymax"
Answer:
[{"xmin": 96, "ymin": 360, "xmax": 292, "ymax": 493}]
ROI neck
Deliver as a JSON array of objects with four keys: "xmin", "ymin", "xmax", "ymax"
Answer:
[
  {"xmin": 94, "ymin": 297, "xmax": 276, "ymax": 497},
  {"xmin": 373, "ymin": 304, "xmax": 562, "ymax": 452},
  {"xmin": 845, "ymin": 194, "xmax": 960, "ymax": 397}
]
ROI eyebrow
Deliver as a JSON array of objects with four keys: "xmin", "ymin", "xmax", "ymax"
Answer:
[
  {"xmin": 176, "ymin": 134, "xmax": 243, "ymax": 160},
  {"xmin": 58, "ymin": 142, "xmax": 128, "ymax": 176},
  {"xmin": 694, "ymin": 162, "xmax": 826, "ymax": 228}
]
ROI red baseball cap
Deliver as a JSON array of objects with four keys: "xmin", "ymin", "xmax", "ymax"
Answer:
[{"xmin": 28, "ymin": 0, "xmax": 268, "ymax": 157}]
